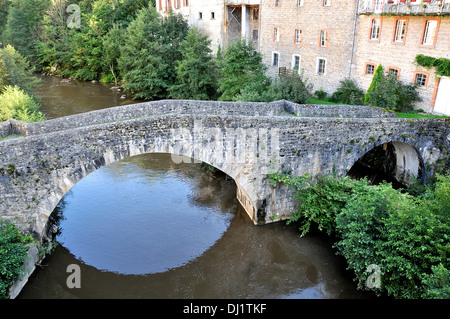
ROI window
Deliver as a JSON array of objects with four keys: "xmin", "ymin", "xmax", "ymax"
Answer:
[
  {"xmin": 422, "ymin": 20, "xmax": 438, "ymax": 45},
  {"xmin": 252, "ymin": 30, "xmax": 258, "ymax": 41},
  {"xmin": 414, "ymin": 72, "xmax": 428, "ymax": 88},
  {"xmin": 253, "ymin": 8, "xmax": 259, "ymax": 21},
  {"xmin": 275, "ymin": 0, "xmax": 280, "ymax": 6},
  {"xmin": 297, "ymin": 0, "xmax": 304, "ymax": 6},
  {"xmin": 292, "ymin": 55, "xmax": 301, "ymax": 71},
  {"xmin": 320, "ymin": 30, "xmax": 328, "ymax": 47},
  {"xmin": 317, "ymin": 58, "xmax": 326, "ymax": 75},
  {"xmin": 370, "ymin": 19, "xmax": 380, "ymax": 40},
  {"xmin": 323, "ymin": 0, "xmax": 331, "ymax": 6},
  {"xmin": 273, "ymin": 52, "xmax": 279, "ymax": 67},
  {"xmin": 175, "ymin": 0, "xmax": 180, "ymax": 9},
  {"xmin": 365, "ymin": 63, "xmax": 376, "ymax": 75},
  {"xmin": 387, "ymin": 67, "xmax": 400, "ymax": 80},
  {"xmin": 394, "ymin": 19, "xmax": 407, "ymax": 43},
  {"xmin": 211, "ymin": 12, "xmax": 215, "ymax": 20},
  {"xmin": 198, "ymin": 12, "xmax": 202, "ymax": 19},
  {"xmin": 274, "ymin": 28, "xmax": 280, "ymax": 42},
  {"xmin": 183, "ymin": 0, "xmax": 189, "ymax": 5},
  {"xmin": 166, "ymin": 0, "xmax": 171, "ymax": 10},
  {"xmin": 295, "ymin": 29, "xmax": 302, "ymax": 44}
]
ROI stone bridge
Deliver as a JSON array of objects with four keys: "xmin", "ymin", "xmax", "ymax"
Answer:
[{"xmin": 1, "ymin": 100, "xmax": 449, "ymax": 241}]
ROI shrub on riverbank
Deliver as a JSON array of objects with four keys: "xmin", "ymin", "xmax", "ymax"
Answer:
[
  {"xmin": 0, "ymin": 218, "xmax": 35, "ymax": 299},
  {"xmin": 268, "ymin": 172, "xmax": 450, "ymax": 299}
]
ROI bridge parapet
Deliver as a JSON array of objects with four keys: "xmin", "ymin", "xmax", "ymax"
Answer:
[{"xmin": 0, "ymin": 100, "xmax": 395, "ymax": 140}]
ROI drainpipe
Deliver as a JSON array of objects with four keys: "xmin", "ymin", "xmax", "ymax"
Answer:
[{"xmin": 349, "ymin": 0, "xmax": 360, "ymax": 79}]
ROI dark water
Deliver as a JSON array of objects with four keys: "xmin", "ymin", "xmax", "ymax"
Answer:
[{"xmin": 18, "ymin": 75, "xmax": 374, "ymax": 299}]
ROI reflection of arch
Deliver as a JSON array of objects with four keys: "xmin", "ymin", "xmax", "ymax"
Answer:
[
  {"xmin": 348, "ymin": 141, "xmax": 424, "ymax": 186},
  {"xmin": 42, "ymin": 150, "xmax": 256, "ymax": 241}
]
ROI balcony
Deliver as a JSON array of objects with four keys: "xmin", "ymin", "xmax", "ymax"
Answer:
[
  {"xmin": 226, "ymin": 0, "xmax": 261, "ymax": 5},
  {"xmin": 358, "ymin": 0, "xmax": 450, "ymax": 15}
]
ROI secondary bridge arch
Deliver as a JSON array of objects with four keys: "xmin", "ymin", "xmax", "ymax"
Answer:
[{"xmin": 1, "ymin": 100, "xmax": 449, "ymax": 241}]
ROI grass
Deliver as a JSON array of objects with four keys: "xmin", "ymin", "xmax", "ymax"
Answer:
[{"xmin": 396, "ymin": 112, "xmax": 449, "ymax": 119}]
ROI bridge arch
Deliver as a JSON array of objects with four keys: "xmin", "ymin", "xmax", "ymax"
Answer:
[
  {"xmin": 40, "ymin": 144, "xmax": 258, "ymax": 242},
  {"xmin": 347, "ymin": 140, "xmax": 424, "ymax": 187}
]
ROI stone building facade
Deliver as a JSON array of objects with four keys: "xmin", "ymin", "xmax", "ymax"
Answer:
[
  {"xmin": 353, "ymin": 1, "xmax": 450, "ymax": 113},
  {"xmin": 259, "ymin": 0, "xmax": 359, "ymax": 95},
  {"xmin": 156, "ymin": 0, "xmax": 449, "ymax": 114}
]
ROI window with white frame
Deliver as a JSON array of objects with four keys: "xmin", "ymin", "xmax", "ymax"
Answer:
[
  {"xmin": 273, "ymin": 52, "xmax": 280, "ymax": 67},
  {"xmin": 295, "ymin": 29, "xmax": 302, "ymax": 44},
  {"xmin": 394, "ymin": 19, "xmax": 407, "ymax": 42},
  {"xmin": 323, "ymin": 0, "xmax": 331, "ymax": 6},
  {"xmin": 274, "ymin": 28, "xmax": 280, "ymax": 42},
  {"xmin": 370, "ymin": 18, "xmax": 380, "ymax": 40},
  {"xmin": 297, "ymin": 0, "xmax": 304, "ymax": 6},
  {"xmin": 292, "ymin": 55, "xmax": 301, "ymax": 71},
  {"xmin": 275, "ymin": 0, "xmax": 280, "ymax": 6},
  {"xmin": 211, "ymin": 11, "xmax": 215, "ymax": 19},
  {"xmin": 320, "ymin": 30, "xmax": 328, "ymax": 47},
  {"xmin": 422, "ymin": 20, "xmax": 438, "ymax": 45},
  {"xmin": 317, "ymin": 58, "xmax": 326, "ymax": 75},
  {"xmin": 199, "ymin": 12, "xmax": 203, "ymax": 20}
]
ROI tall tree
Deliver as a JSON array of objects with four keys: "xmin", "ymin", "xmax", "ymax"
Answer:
[
  {"xmin": 364, "ymin": 64, "xmax": 384, "ymax": 105},
  {"xmin": 102, "ymin": 24, "xmax": 125, "ymax": 85},
  {"xmin": 217, "ymin": 39, "xmax": 269, "ymax": 101},
  {"xmin": 169, "ymin": 27, "xmax": 217, "ymax": 100},
  {"xmin": 119, "ymin": 5, "xmax": 188, "ymax": 100},
  {"xmin": 2, "ymin": 0, "xmax": 50, "ymax": 63}
]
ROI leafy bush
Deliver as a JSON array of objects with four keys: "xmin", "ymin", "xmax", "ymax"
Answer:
[
  {"xmin": 236, "ymin": 72, "xmax": 312, "ymax": 104},
  {"xmin": 0, "ymin": 218, "xmax": 34, "ymax": 299},
  {"xmin": 364, "ymin": 65, "xmax": 421, "ymax": 111},
  {"xmin": 330, "ymin": 79, "xmax": 365, "ymax": 105},
  {"xmin": 269, "ymin": 171, "xmax": 450, "ymax": 298},
  {"xmin": 314, "ymin": 88, "xmax": 327, "ymax": 100},
  {"xmin": 0, "ymin": 85, "xmax": 45, "ymax": 122}
]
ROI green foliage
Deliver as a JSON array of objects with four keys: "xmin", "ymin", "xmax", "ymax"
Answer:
[
  {"xmin": 364, "ymin": 64, "xmax": 384, "ymax": 105},
  {"xmin": 168, "ymin": 27, "xmax": 218, "ymax": 100},
  {"xmin": 102, "ymin": 24, "xmax": 126, "ymax": 85},
  {"xmin": 314, "ymin": 89, "xmax": 327, "ymax": 100},
  {"xmin": 119, "ymin": 6, "xmax": 189, "ymax": 100},
  {"xmin": 330, "ymin": 79, "xmax": 365, "ymax": 105},
  {"xmin": 0, "ymin": 45, "xmax": 41, "ymax": 94},
  {"xmin": 0, "ymin": 218, "xmax": 35, "ymax": 299},
  {"xmin": 236, "ymin": 72, "xmax": 312, "ymax": 104},
  {"xmin": 1, "ymin": 0, "xmax": 50, "ymax": 63},
  {"xmin": 415, "ymin": 54, "xmax": 450, "ymax": 77},
  {"xmin": 0, "ymin": 85, "xmax": 45, "ymax": 122},
  {"xmin": 270, "ymin": 171, "xmax": 450, "ymax": 299},
  {"xmin": 364, "ymin": 66, "xmax": 421, "ymax": 112},
  {"xmin": 217, "ymin": 39, "xmax": 269, "ymax": 101}
]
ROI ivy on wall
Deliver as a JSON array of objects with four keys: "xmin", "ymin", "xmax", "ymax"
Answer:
[{"xmin": 415, "ymin": 54, "xmax": 450, "ymax": 77}]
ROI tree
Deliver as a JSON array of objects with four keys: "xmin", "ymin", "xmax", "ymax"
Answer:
[
  {"xmin": 169, "ymin": 27, "xmax": 217, "ymax": 100},
  {"xmin": 0, "ymin": 45, "xmax": 40, "ymax": 94},
  {"xmin": 0, "ymin": 85, "xmax": 45, "ymax": 122},
  {"xmin": 364, "ymin": 64, "xmax": 384, "ymax": 106},
  {"xmin": 119, "ymin": 6, "xmax": 188, "ymax": 100},
  {"xmin": 102, "ymin": 24, "xmax": 126, "ymax": 85},
  {"xmin": 217, "ymin": 39, "xmax": 269, "ymax": 101},
  {"xmin": 2, "ymin": 0, "xmax": 50, "ymax": 63}
]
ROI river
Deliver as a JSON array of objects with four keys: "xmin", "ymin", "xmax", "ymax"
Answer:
[{"xmin": 17, "ymin": 75, "xmax": 374, "ymax": 299}]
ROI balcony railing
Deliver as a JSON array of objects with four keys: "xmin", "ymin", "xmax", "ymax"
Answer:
[
  {"xmin": 226, "ymin": 0, "xmax": 261, "ymax": 5},
  {"xmin": 358, "ymin": 0, "xmax": 450, "ymax": 15}
]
